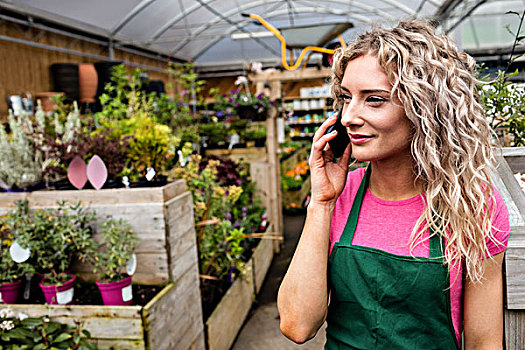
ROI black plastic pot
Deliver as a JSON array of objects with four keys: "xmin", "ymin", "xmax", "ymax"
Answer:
[{"xmin": 50, "ymin": 63, "xmax": 79, "ymax": 103}]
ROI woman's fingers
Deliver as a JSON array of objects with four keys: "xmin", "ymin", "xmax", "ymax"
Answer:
[
  {"xmin": 310, "ymin": 130, "xmax": 338, "ymax": 166},
  {"xmin": 312, "ymin": 115, "xmax": 337, "ymax": 143}
]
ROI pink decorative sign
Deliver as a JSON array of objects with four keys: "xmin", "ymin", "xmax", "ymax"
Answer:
[
  {"xmin": 67, "ymin": 156, "xmax": 87, "ymax": 189},
  {"xmin": 87, "ymin": 155, "xmax": 108, "ymax": 190}
]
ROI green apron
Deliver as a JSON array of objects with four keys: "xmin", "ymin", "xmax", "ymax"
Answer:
[{"xmin": 325, "ymin": 168, "xmax": 459, "ymax": 349}]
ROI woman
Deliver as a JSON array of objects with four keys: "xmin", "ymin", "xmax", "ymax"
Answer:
[{"xmin": 277, "ymin": 20, "xmax": 510, "ymax": 349}]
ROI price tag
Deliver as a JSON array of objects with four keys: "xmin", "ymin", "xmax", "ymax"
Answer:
[
  {"xmin": 56, "ymin": 287, "xmax": 74, "ymax": 305},
  {"xmin": 10, "ymin": 241, "xmax": 30, "ymax": 263},
  {"xmin": 0, "ymin": 292, "xmax": 3, "ymax": 303},
  {"xmin": 126, "ymin": 253, "xmax": 137, "ymax": 276},
  {"xmin": 122, "ymin": 285, "xmax": 132, "ymax": 302}
]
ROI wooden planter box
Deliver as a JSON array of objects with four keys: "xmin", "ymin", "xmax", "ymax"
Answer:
[
  {"xmin": 0, "ymin": 181, "xmax": 205, "ymax": 349},
  {"xmin": 205, "ymin": 236, "xmax": 275, "ymax": 350},
  {"xmin": 493, "ymin": 147, "xmax": 525, "ymax": 349}
]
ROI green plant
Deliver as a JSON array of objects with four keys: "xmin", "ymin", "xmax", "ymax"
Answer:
[
  {"xmin": 214, "ymin": 90, "xmax": 273, "ymax": 119},
  {"xmin": 0, "ymin": 308, "xmax": 97, "ymax": 349},
  {"xmin": 477, "ymin": 10, "xmax": 525, "ymax": 146},
  {"xmin": 0, "ymin": 99, "xmax": 81, "ymax": 190},
  {"xmin": 1, "ymin": 200, "xmax": 96, "ymax": 285},
  {"xmin": 0, "ymin": 223, "xmax": 34, "ymax": 284},
  {"xmin": 92, "ymin": 219, "xmax": 138, "ymax": 283}
]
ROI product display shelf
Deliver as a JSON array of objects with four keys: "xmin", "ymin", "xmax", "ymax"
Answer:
[{"xmin": 282, "ymin": 96, "xmax": 334, "ymax": 140}]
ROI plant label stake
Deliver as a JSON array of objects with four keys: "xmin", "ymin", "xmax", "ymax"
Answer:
[
  {"xmin": 23, "ymin": 274, "xmax": 32, "ymax": 300},
  {"xmin": 122, "ymin": 285, "xmax": 132, "ymax": 302},
  {"xmin": 9, "ymin": 241, "xmax": 30, "ymax": 263},
  {"xmin": 145, "ymin": 167, "xmax": 156, "ymax": 181},
  {"xmin": 86, "ymin": 155, "xmax": 108, "ymax": 190},
  {"xmin": 126, "ymin": 253, "xmax": 137, "ymax": 275},
  {"xmin": 67, "ymin": 156, "xmax": 87, "ymax": 189}
]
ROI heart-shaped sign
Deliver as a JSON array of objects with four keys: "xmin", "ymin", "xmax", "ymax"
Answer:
[
  {"xmin": 10, "ymin": 240, "xmax": 31, "ymax": 263},
  {"xmin": 86, "ymin": 155, "xmax": 108, "ymax": 190},
  {"xmin": 67, "ymin": 156, "xmax": 87, "ymax": 189}
]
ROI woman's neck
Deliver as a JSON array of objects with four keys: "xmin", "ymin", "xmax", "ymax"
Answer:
[{"xmin": 368, "ymin": 158, "xmax": 422, "ymax": 201}]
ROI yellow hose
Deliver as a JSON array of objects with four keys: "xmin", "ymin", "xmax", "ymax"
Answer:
[{"xmin": 248, "ymin": 13, "xmax": 335, "ymax": 71}]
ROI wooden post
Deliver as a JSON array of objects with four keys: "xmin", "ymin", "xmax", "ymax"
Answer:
[{"xmin": 267, "ymin": 82, "xmax": 283, "ymax": 252}]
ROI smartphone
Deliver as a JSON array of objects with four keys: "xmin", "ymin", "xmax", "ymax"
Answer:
[{"xmin": 325, "ymin": 108, "xmax": 350, "ymax": 158}]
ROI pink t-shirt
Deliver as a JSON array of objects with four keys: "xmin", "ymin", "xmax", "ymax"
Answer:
[{"xmin": 329, "ymin": 167, "xmax": 510, "ymax": 346}]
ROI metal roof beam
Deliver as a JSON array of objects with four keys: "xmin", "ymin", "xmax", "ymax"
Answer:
[
  {"xmin": 110, "ymin": 0, "xmax": 156, "ymax": 36},
  {"xmin": 435, "ymin": 0, "xmax": 487, "ymax": 33},
  {"xmin": 297, "ymin": 0, "xmax": 395, "ymax": 22}
]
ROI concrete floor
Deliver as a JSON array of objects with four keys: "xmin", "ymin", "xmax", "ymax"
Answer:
[{"xmin": 232, "ymin": 214, "xmax": 326, "ymax": 350}]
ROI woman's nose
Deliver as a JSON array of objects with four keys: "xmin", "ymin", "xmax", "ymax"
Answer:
[{"xmin": 341, "ymin": 101, "xmax": 363, "ymax": 127}]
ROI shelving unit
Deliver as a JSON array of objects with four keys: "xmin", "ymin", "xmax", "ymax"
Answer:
[{"xmin": 281, "ymin": 96, "xmax": 334, "ymax": 140}]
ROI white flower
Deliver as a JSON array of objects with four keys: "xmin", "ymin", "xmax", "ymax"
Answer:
[
  {"xmin": 0, "ymin": 308, "xmax": 15, "ymax": 319},
  {"xmin": 0, "ymin": 320, "xmax": 15, "ymax": 330},
  {"xmin": 17, "ymin": 312, "xmax": 28, "ymax": 321}
]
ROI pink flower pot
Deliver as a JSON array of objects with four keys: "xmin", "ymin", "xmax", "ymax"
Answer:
[
  {"xmin": 96, "ymin": 275, "xmax": 133, "ymax": 306},
  {"xmin": 0, "ymin": 279, "xmax": 23, "ymax": 304},
  {"xmin": 39, "ymin": 274, "xmax": 76, "ymax": 305}
]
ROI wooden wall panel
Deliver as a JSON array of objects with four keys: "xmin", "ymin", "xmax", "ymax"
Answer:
[{"xmin": 0, "ymin": 19, "xmax": 171, "ymax": 116}]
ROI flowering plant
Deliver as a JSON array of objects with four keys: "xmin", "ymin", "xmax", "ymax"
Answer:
[
  {"xmin": 214, "ymin": 89, "xmax": 273, "ymax": 119},
  {"xmin": 92, "ymin": 219, "xmax": 138, "ymax": 283},
  {"xmin": 0, "ymin": 308, "xmax": 96, "ymax": 349},
  {"xmin": 0, "ymin": 222, "xmax": 34, "ymax": 284}
]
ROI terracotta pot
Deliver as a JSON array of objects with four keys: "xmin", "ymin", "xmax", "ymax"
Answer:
[
  {"xmin": 39, "ymin": 274, "xmax": 76, "ymax": 305},
  {"xmin": 96, "ymin": 275, "xmax": 133, "ymax": 306},
  {"xmin": 78, "ymin": 63, "xmax": 98, "ymax": 103},
  {"xmin": 0, "ymin": 279, "xmax": 23, "ymax": 304}
]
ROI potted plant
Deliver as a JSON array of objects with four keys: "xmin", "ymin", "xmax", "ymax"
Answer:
[
  {"xmin": 1, "ymin": 200, "xmax": 96, "ymax": 305},
  {"xmin": 0, "ymin": 224, "xmax": 34, "ymax": 304},
  {"xmin": 93, "ymin": 218, "xmax": 138, "ymax": 306}
]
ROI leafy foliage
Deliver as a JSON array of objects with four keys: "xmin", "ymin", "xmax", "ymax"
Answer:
[
  {"xmin": 170, "ymin": 155, "xmax": 265, "ymax": 281},
  {"xmin": 0, "ymin": 308, "xmax": 97, "ymax": 350},
  {"xmin": 0, "ymin": 200, "xmax": 96, "ymax": 285},
  {"xmin": 0, "ymin": 223, "xmax": 34, "ymax": 284},
  {"xmin": 92, "ymin": 219, "xmax": 138, "ymax": 283}
]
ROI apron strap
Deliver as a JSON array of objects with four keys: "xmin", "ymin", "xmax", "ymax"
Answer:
[
  {"xmin": 338, "ymin": 166, "xmax": 445, "ymax": 262},
  {"xmin": 339, "ymin": 166, "xmax": 370, "ymax": 246}
]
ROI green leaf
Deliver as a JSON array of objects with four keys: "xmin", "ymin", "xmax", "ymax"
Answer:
[
  {"xmin": 33, "ymin": 345, "xmax": 46, "ymax": 350},
  {"xmin": 21, "ymin": 317, "xmax": 44, "ymax": 327},
  {"xmin": 52, "ymin": 332, "xmax": 72, "ymax": 343}
]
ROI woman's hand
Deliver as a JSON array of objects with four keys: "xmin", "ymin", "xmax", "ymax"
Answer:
[{"xmin": 309, "ymin": 115, "xmax": 352, "ymax": 206}]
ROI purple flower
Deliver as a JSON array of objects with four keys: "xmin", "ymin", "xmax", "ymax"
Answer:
[
  {"xmin": 216, "ymin": 111, "xmax": 224, "ymax": 117},
  {"xmin": 228, "ymin": 98, "xmax": 234, "ymax": 103},
  {"xmin": 256, "ymin": 94, "xmax": 262, "ymax": 99},
  {"xmin": 225, "ymin": 212, "xmax": 232, "ymax": 221},
  {"xmin": 235, "ymin": 103, "xmax": 240, "ymax": 107},
  {"xmin": 227, "ymin": 112, "xmax": 232, "ymax": 117}
]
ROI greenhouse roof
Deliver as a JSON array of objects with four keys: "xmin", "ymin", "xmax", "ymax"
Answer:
[{"xmin": 0, "ymin": 0, "xmax": 523, "ymax": 69}]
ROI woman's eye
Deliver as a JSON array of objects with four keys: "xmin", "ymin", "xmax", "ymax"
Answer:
[
  {"xmin": 366, "ymin": 96, "xmax": 387, "ymax": 104},
  {"xmin": 338, "ymin": 94, "xmax": 351, "ymax": 103}
]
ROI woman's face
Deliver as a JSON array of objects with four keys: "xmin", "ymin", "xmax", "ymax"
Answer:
[{"xmin": 339, "ymin": 54, "xmax": 412, "ymax": 164}]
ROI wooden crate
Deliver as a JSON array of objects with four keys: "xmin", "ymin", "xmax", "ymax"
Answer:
[
  {"xmin": 205, "ymin": 237, "xmax": 275, "ymax": 350},
  {"xmin": 0, "ymin": 181, "xmax": 205, "ymax": 349},
  {"xmin": 493, "ymin": 147, "xmax": 525, "ymax": 349}
]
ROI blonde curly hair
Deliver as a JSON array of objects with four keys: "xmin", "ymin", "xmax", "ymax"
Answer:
[{"xmin": 331, "ymin": 19, "xmax": 501, "ymax": 282}]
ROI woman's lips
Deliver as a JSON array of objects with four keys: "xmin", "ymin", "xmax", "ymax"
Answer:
[{"xmin": 350, "ymin": 134, "xmax": 373, "ymax": 144}]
